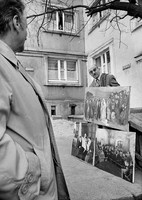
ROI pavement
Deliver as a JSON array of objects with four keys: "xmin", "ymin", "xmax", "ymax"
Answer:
[{"xmin": 53, "ymin": 120, "xmax": 142, "ymax": 200}]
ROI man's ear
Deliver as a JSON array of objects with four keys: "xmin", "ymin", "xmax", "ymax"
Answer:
[{"xmin": 12, "ymin": 15, "xmax": 21, "ymax": 32}]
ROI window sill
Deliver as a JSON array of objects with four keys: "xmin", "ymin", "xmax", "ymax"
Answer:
[
  {"xmin": 44, "ymin": 82, "xmax": 83, "ymax": 87},
  {"xmin": 52, "ymin": 115, "xmax": 63, "ymax": 120},
  {"xmin": 43, "ymin": 30, "xmax": 80, "ymax": 37},
  {"xmin": 88, "ymin": 12, "xmax": 110, "ymax": 35}
]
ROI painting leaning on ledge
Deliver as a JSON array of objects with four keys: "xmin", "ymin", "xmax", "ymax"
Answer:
[
  {"xmin": 84, "ymin": 86, "xmax": 131, "ymax": 131},
  {"xmin": 95, "ymin": 128, "xmax": 136, "ymax": 183},
  {"xmin": 71, "ymin": 122, "xmax": 96, "ymax": 166}
]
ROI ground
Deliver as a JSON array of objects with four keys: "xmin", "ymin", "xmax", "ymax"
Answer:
[
  {"xmin": 52, "ymin": 119, "xmax": 74, "ymax": 138},
  {"xmin": 51, "ymin": 119, "xmax": 142, "ymax": 200}
]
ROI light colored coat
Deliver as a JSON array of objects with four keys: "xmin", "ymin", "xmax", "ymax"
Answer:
[{"xmin": 0, "ymin": 40, "xmax": 70, "ymax": 200}]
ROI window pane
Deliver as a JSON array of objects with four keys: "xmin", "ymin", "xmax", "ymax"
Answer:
[
  {"xmin": 65, "ymin": 12, "xmax": 73, "ymax": 23},
  {"xmin": 58, "ymin": 12, "xmax": 63, "ymax": 30},
  {"xmin": 51, "ymin": 105, "xmax": 56, "ymax": 115},
  {"xmin": 103, "ymin": 53, "xmax": 105, "ymax": 63},
  {"xmin": 106, "ymin": 51, "xmax": 111, "ymax": 74},
  {"xmin": 47, "ymin": 12, "xmax": 56, "ymax": 21},
  {"xmin": 48, "ymin": 58, "xmax": 78, "ymax": 82},
  {"xmin": 95, "ymin": 56, "xmax": 101, "ymax": 68},
  {"xmin": 60, "ymin": 60, "xmax": 65, "ymax": 80},
  {"xmin": 45, "ymin": 8, "xmax": 77, "ymax": 33},
  {"xmin": 67, "ymin": 60, "xmax": 77, "ymax": 81},
  {"xmin": 64, "ymin": 13, "xmax": 73, "ymax": 31},
  {"xmin": 64, "ymin": 12, "xmax": 74, "ymax": 32},
  {"xmin": 46, "ymin": 11, "xmax": 57, "ymax": 30},
  {"xmin": 48, "ymin": 58, "xmax": 58, "ymax": 80},
  {"xmin": 94, "ymin": 50, "xmax": 111, "ymax": 74},
  {"xmin": 106, "ymin": 51, "xmax": 110, "ymax": 63}
]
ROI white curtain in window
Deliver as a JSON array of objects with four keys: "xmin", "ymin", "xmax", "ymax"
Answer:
[
  {"xmin": 67, "ymin": 60, "xmax": 76, "ymax": 81},
  {"xmin": 48, "ymin": 58, "xmax": 58, "ymax": 80}
]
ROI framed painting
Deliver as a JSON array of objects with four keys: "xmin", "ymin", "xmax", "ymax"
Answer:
[
  {"xmin": 84, "ymin": 86, "xmax": 131, "ymax": 131},
  {"xmin": 71, "ymin": 122, "xmax": 96, "ymax": 166},
  {"xmin": 95, "ymin": 127, "xmax": 136, "ymax": 183}
]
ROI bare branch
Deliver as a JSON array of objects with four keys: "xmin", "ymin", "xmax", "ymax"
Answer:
[
  {"xmin": 27, "ymin": 5, "xmax": 90, "ymax": 19},
  {"xmin": 87, "ymin": 1, "xmax": 142, "ymax": 19},
  {"xmin": 70, "ymin": 17, "xmax": 91, "ymax": 42},
  {"xmin": 36, "ymin": 0, "xmax": 48, "ymax": 45}
]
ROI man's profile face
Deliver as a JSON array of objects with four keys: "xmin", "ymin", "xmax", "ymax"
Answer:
[{"xmin": 16, "ymin": 10, "xmax": 27, "ymax": 52}]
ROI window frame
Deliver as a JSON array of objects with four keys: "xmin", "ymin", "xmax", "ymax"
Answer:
[
  {"xmin": 51, "ymin": 105, "xmax": 56, "ymax": 116},
  {"xmin": 93, "ymin": 49, "xmax": 111, "ymax": 74},
  {"xmin": 89, "ymin": 0, "xmax": 110, "ymax": 34},
  {"xmin": 45, "ymin": 7, "xmax": 78, "ymax": 34},
  {"xmin": 45, "ymin": 56, "xmax": 81, "ymax": 85}
]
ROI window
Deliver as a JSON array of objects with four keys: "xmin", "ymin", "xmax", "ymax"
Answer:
[
  {"xmin": 46, "ymin": 9, "xmax": 77, "ymax": 33},
  {"xmin": 131, "ymin": 17, "xmax": 142, "ymax": 31},
  {"xmin": 70, "ymin": 104, "xmax": 76, "ymax": 115},
  {"xmin": 92, "ymin": 0, "xmax": 109, "ymax": 26},
  {"xmin": 51, "ymin": 105, "xmax": 56, "ymax": 115},
  {"xmin": 93, "ymin": 50, "xmax": 111, "ymax": 74},
  {"xmin": 48, "ymin": 57, "xmax": 78, "ymax": 82}
]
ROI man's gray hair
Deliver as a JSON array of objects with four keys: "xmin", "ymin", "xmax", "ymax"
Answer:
[{"xmin": 0, "ymin": 0, "xmax": 25, "ymax": 35}]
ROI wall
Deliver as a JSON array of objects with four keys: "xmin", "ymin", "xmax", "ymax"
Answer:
[
  {"xmin": 83, "ymin": 1, "xmax": 142, "ymax": 108},
  {"xmin": 17, "ymin": 0, "xmax": 87, "ymax": 117}
]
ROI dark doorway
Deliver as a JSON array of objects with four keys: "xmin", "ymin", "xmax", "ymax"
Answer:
[
  {"xmin": 70, "ymin": 104, "xmax": 76, "ymax": 115},
  {"xmin": 51, "ymin": 105, "xmax": 56, "ymax": 115}
]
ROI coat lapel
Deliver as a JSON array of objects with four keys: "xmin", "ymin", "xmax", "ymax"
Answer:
[
  {"xmin": 17, "ymin": 61, "xmax": 48, "ymax": 112},
  {"xmin": 18, "ymin": 61, "xmax": 62, "ymax": 161},
  {"xmin": 0, "ymin": 48, "xmax": 70, "ymax": 200}
]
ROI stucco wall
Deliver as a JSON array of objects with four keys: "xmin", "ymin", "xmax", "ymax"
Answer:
[
  {"xmin": 17, "ymin": 0, "xmax": 87, "ymax": 117},
  {"xmin": 25, "ymin": 0, "xmax": 85, "ymax": 55},
  {"xmin": 83, "ymin": 3, "xmax": 142, "ymax": 108}
]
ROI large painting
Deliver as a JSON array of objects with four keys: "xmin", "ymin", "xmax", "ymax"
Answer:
[
  {"xmin": 84, "ymin": 86, "xmax": 131, "ymax": 131},
  {"xmin": 95, "ymin": 127, "xmax": 136, "ymax": 183},
  {"xmin": 71, "ymin": 122, "xmax": 96, "ymax": 166}
]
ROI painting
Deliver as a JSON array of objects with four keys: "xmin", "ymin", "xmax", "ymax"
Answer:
[
  {"xmin": 95, "ymin": 127, "xmax": 136, "ymax": 183},
  {"xmin": 84, "ymin": 86, "xmax": 131, "ymax": 131},
  {"xmin": 71, "ymin": 122, "xmax": 96, "ymax": 166}
]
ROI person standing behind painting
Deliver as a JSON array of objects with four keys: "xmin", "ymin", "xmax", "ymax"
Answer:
[
  {"xmin": 88, "ymin": 65, "xmax": 120, "ymax": 122},
  {"xmin": 0, "ymin": 0, "xmax": 70, "ymax": 199},
  {"xmin": 89, "ymin": 65, "xmax": 120, "ymax": 87}
]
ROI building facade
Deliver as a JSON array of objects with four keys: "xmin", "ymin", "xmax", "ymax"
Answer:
[
  {"xmin": 17, "ymin": 0, "xmax": 87, "ymax": 118},
  {"xmin": 84, "ymin": 0, "xmax": 142, "ymax": 108}
]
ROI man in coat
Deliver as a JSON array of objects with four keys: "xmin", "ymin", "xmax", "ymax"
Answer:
[
  {"xmin": 89, "ymin": 65, "xmax": 120, "ymax": 87},
  {"xmin": 0, "ymin": 0, "xmax": 70, "ymax": 200}
]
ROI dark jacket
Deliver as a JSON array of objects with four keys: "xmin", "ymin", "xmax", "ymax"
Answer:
[
  {"xmin": 90, "ymin": 73, "xmax": 120, "ymax": 87},
  {"xmin": 100, "ymin": 73, "xmax": 120, "ymax": 87}
]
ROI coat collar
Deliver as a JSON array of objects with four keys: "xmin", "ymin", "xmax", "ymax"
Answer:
[
  {"xmin": 0, "ymin": 40, "xmax": 50, "ymax": 121},
  {"xmin": 0, "ymin": 40, "xmax": 18, "ymax": 67}
]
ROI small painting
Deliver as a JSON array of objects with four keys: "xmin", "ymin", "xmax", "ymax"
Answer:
[{"xmin": 71, "ymin": 122, "xmax": 96, "ymax": 166}]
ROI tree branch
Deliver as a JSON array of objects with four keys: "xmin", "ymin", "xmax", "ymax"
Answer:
[
  {"xmin": 27, "ymin": 5, "xmax": 90, "ymax": 19},
  {"xmin": 87, "ymin": 1, "xmax": 142, "ymax": 19}
]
